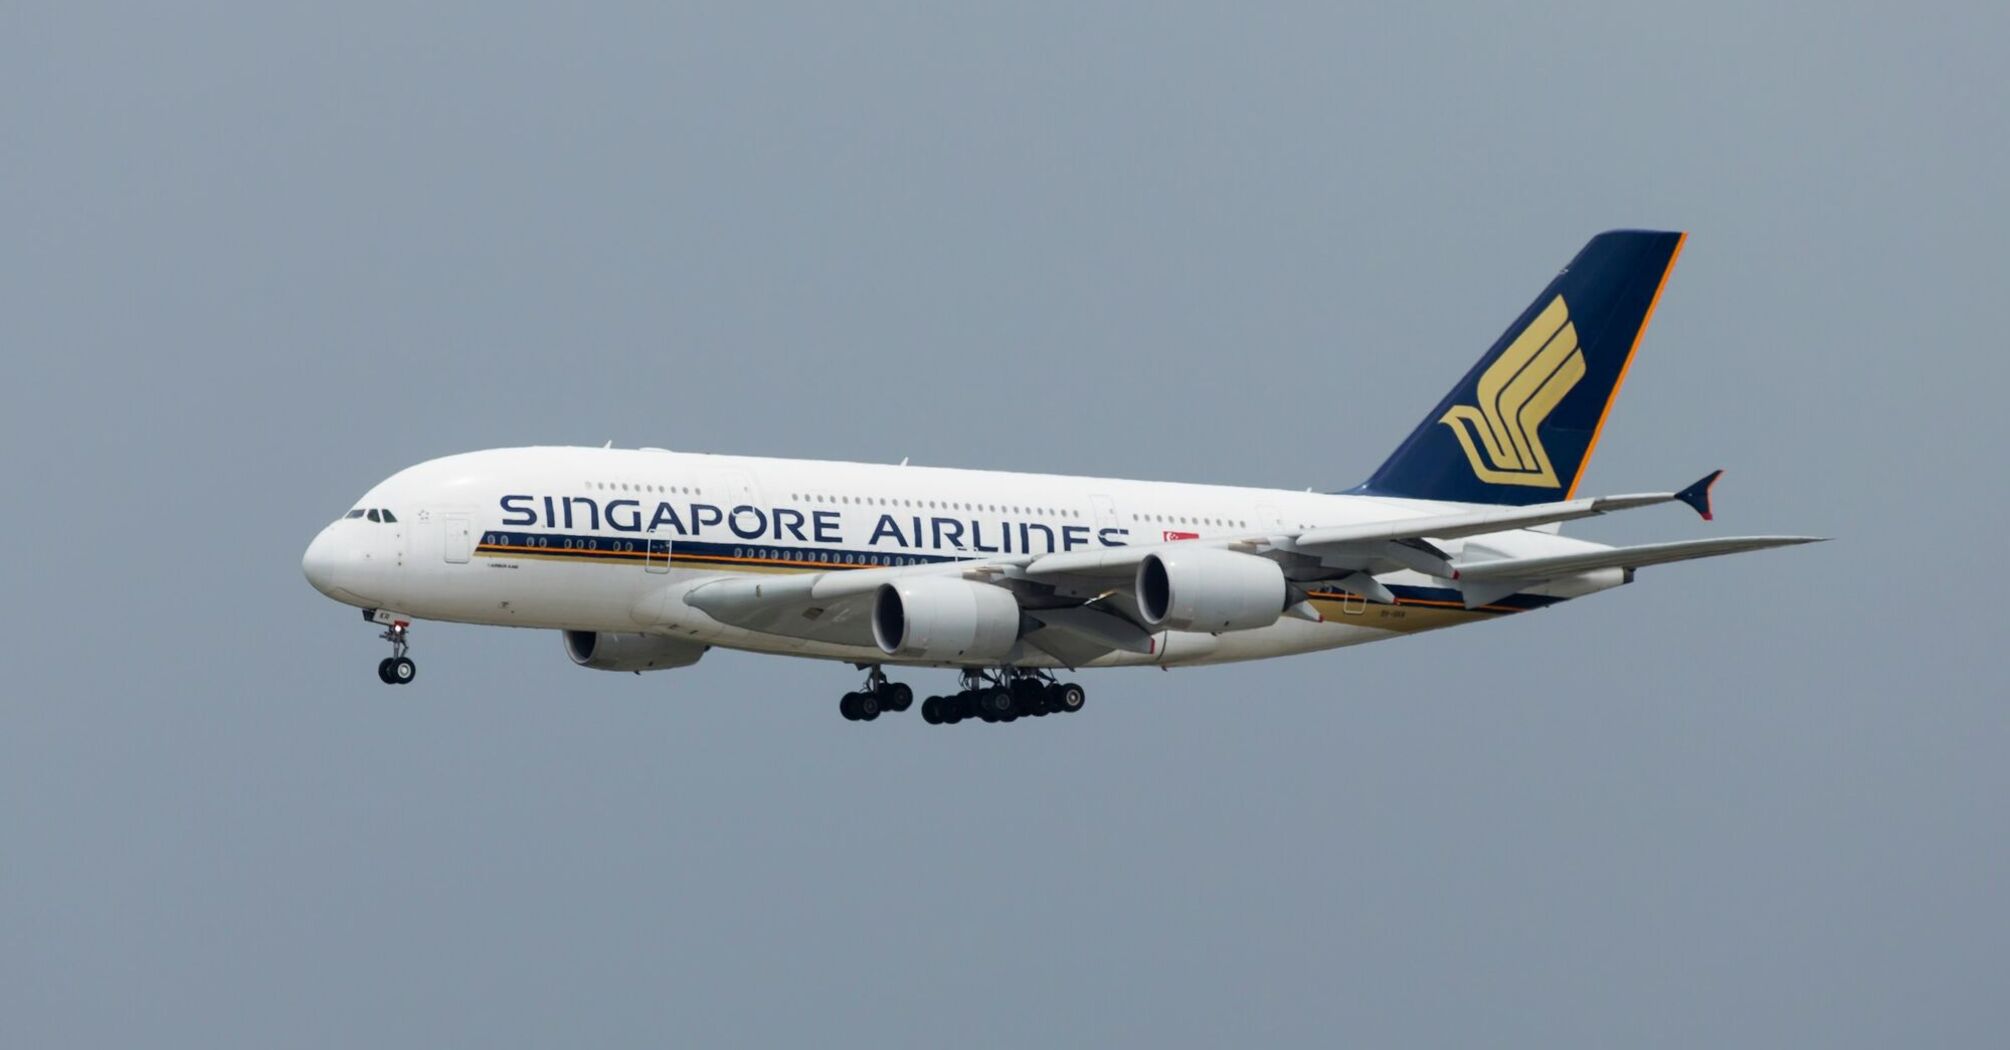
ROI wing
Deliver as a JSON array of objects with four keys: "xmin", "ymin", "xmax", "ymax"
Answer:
[{"xmin": 678, "ymin": 471, "xmax": 1812, "ymax": 663}]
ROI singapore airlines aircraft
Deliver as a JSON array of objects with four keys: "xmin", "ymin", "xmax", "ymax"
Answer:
[{"xmin": 303, "ymin": 230, "xmax": 1818, "ymax": 725}]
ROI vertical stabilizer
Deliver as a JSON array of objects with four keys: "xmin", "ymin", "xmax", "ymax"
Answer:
[{"xmin": 1356, "ymin": 231, "xmax": 1686, "ymax": 505}]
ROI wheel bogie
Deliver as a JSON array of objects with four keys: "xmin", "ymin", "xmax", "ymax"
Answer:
[{"xmin": 831, "ymin": 674, "xmax": 1085, "ymax": 725}]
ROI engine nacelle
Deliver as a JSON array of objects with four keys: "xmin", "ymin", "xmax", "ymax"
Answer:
[
  {"xmin": 1135, "ymin": 548, "xmax": 1287, "ymax": 633},
  {"xmin": 872, "ymin": 578, "xmax": 1022, "ymax": 663},
  {"xmin": 563, "ymin": 630, "xmax": 708, "ymax": 672}
]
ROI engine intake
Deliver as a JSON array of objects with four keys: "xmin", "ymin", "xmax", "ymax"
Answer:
[
  {"xmin": 564, "ymin": 630, "xmax": 708, "ymax": 672},
  {"xmin": 872, "ymin": 578, "xmax": 1022, "ymax": 663},
  {"xmin": 1136, "ymin": 548, "xmax": 1287, "ymax": 632}
]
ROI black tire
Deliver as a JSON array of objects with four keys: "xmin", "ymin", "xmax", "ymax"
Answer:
[
  {"xmin": 390, "ymin": 657, "xmax": 416, "ymax": 685},
  {"xmin": 1055, "ymin": 682, "xmax": 1085, "ymax": 713},
  {"xmin": 840, "ymin": 692, "xmax": 861, "ymax": 721},
  {"xmin": 377, "ymin": 658, "xmax": 397, "ymax": 684},
  {"xmin": 883, "ymin": 682, "xmax": 913, "ymax": 712}
]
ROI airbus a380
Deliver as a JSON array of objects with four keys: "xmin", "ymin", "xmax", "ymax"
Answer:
[{"xmin": 302, "ymin": 230, "xmax": 1818, "ymax": 725}]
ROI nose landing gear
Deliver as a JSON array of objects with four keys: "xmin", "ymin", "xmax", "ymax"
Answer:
[{"xmin": 368, "ymin": 610, "xmax": 417, "ymax": 685}]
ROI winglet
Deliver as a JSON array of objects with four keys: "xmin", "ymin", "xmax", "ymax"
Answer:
[{"xmin": 1675, "ymin": 469, "xmax": 1722, "ymax": 521}]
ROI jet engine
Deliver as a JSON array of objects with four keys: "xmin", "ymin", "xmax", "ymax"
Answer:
[
  {"xmin": 1135, "ymin": 548, "xmax": 1287, "ymax": 632},
  {"xmin": 873, "ymin": 578, "xmax": 1023, "ymax": 662},
  {"xmin": 563, "ymin": 630, "xmax": 708, "ymax": 672}
]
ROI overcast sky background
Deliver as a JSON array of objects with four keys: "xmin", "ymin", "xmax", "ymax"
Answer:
[{"xmin": 4, "ymin": 3, "xmax": 2006, "ymax": 1046}]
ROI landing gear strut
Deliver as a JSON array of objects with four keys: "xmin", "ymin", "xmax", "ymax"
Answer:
[
  {"xmin": 919, "ymin": 668, "xmax": 1086, "ymax": 726},
  {"xmin": 371, "ymin": 613, "xmax": 416, "ymax": 685},
  {"xmin": 839, "ymin": 666, "xmax": 913, "ymax": 722}
]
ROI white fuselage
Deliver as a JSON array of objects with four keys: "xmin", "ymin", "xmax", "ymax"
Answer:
[{"xmin": 302, "ymin": 446, "xmax": 1623, "ymax": 668}]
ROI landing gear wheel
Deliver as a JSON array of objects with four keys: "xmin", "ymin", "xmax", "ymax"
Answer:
[
  {"xmin": 979, "ymin": 687, "xmax": 1013, "ymax": 719},
  {"xmin": 373, "ymin": 616, "xmax": 416, "ymax": 685}
]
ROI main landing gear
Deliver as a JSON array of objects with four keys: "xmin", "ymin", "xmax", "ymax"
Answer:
[
  {"xmin": 839, "ymin": 666, "xmax": 913, "ymax": 722},
  {"xmin": 370, "ymin": 611, "xmax": 417, "ymax": 686},
  {"xmin": 918, "ymin": 669, "xmax": 1086, "ymax": 727},
  {"xmin": 836, "ymin": 667, "xmax": 1084, "ymax": 725}
]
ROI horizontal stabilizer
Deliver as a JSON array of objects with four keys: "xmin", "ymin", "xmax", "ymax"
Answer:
[{"xmin": 1454, "ymin": 535, "xmax": 1825, "ymax": 583}]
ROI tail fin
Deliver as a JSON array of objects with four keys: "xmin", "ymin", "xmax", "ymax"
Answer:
[{"xmin": 1355, "ymin": 230, "xmax": 1686, "ymax": 505}]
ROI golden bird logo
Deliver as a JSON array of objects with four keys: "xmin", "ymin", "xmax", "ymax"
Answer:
[{"xmin": 1438, "ymin": 295, "xmax": 1584, "ymax": 487}]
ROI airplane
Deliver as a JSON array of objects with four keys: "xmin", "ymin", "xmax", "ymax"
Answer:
[{"xmin": 302, "ymin": 230, "xmax": 1819, "ymax": 725}]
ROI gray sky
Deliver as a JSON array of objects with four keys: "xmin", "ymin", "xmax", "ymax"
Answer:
[{"xmin": 4, "ymin": 3, "xmax": 2005, "ymax": 1046}]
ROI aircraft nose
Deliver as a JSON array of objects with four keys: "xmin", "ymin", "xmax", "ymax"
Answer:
[{"xmin": 302, "ymin": 525, "xmax": 347, "ymax": 598}]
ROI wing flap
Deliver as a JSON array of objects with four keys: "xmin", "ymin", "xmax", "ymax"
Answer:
[{"xmin": 1028, "ymin": 605, "xmax": 1156, "ymax": 654}]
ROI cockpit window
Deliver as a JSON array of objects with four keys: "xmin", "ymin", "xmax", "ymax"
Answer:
[
  {"xmin": 345, "ymin": 509, "xmax": 366, "ymax": 519},
  {"xmin": 380, "ymin": 509, "xmax": 397, "ymax": 523},
  {"xmin": 367, "ymin": 509, "xmax": 382, "ymax": 522}
]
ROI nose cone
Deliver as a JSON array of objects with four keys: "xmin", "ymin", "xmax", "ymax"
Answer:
[{"xmin": 302, "ymin": 525, "xmax": 348, "ymax": 600}]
